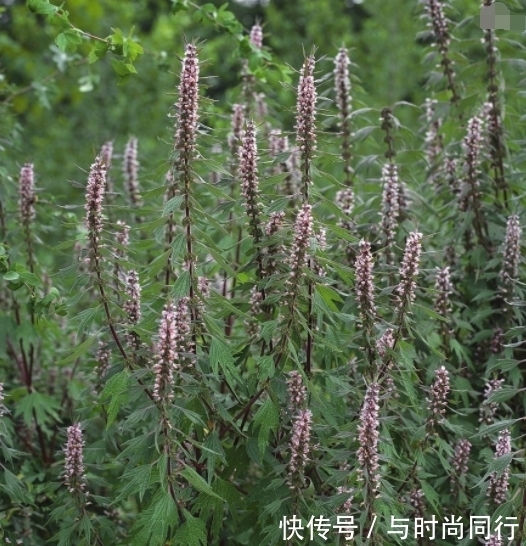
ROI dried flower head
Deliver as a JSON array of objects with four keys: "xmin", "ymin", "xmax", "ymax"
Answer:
[
  {"xmin": 288, "ymin": 408, "xmax": 313, "ymax": 492},
  {"xmin": 63, "ymin": 423, "xmax": 87, "ymax": 495},
  {"xmin": 19, "ymin": 163, "xmax": 36, "ymax": 225},
  {"xmin": 487, "ymin": 428, "xmax": 511, "ymax": 505},
  {"xmin": 287, "ymin": 371, "xmax": 307, "ymax": 413},
  {"xmin": 356, "ymin": 383, "xmax": 381, "ymax": 492},
  {"xmin": 426, "ymin": 365, "xmax": 450, "ymax": 429}
]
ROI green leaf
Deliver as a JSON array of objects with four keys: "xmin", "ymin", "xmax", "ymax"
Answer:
[
  {"xmin": 57, "ymin": 335, "xmax": 96, "ymax": 365},
  {"xmin": 2, "ymin": 469, "xmax": 30, "ymax": 503},
  {"xmin": 209, "ymin": 337, "xmax": 242, "ymax": 386},
  {"xmin": 27, "ymin": 0, "xmax": 59, "ymax": 17},
  {"xmin": 2, "ymin": 271, "xmax": 20, "ymax": 282},
  {"xmin": 130, "ymin": 492, "xmax": 178, "ymax": 546},
  {"xmin": 172, "ymin": 509, "xmax": 207, "ymax": 546},
  {"xmin": 170, "ymin": 270, "xmax": 191, "ymax": 299},
  {"xmin": 253, "ymin": 399, "xmax": 280, "ymax": 460},
  {"xmin": 180, "ymin": 467, "xmax": 224, "ymax": 501},
  {"xmin": 163, "ymin": 194, "xmax": 184, "ymax": 216},
  {"xmin": 15, "ymin": 391, "xmax": 61, "ymax": 427},
  {"xmin": 88, "ymin": 42, "xmax": 110, "ymax": 63},
  {"xmin": 55, "ymin": 30, "xmax": 83, "ymax": 53},
  {"xmin": 100, "ymin": 370, "xmax": 130, "ymax": 429},
  {"xmin": 114, "ymin": 464, "xmax": 152, "ymax": 504}
]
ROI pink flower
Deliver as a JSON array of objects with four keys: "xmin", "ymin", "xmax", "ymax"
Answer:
[
  {"xmin": 357, "ymin": 383, "xmax": 381, "ymax": 492},
  {"xmin": 174, "ymin": 43, "xmax": 199, "ymax": 169},
  {"xmin": 487, "ymin": 429, "xmax": 511, "ymax": 505},
  {"xmin": 63, "ymin": 423, "xmax": 87, "ymax": 495},
  {"xmin": 288, "ymin": 408, "xmax": 313, "ymax": 491}
]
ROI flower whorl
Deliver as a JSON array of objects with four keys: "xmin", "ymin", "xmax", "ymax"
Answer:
[
  {"xmin": 355, "ymin": 239, "xmax": 376, "ymax": 324},
  {"xmin": 357, "ymin": 383, "xmax": 381, "ymax": 492},
  {"xmin": 153, "ymin": 302, "xmax": 178, "ymax": 403},
  {"xmin": 426, "ymin": 365, "xmax": 450, "ymax": 429},
  {"xmin": 19, "ymin": 163, "xmax": 36, "ymax": 225},
  {"xmin": 450, "ymin": 438, "xmax": 471, "ymax": 489},
  {"xmin": 459, "ymin": 116, "xmax": 484, "ymax": 212},
  {"xmin": 296, "ymin": 55, "xmax": 317, "ymax": 199},
  {"xmin": 288, "ymin": 408, "xmax": 313, "ymax": 492},
  {"xmin": 287, "ymin": 204, "xmax": 314, "ymax": 295},
  {"xmin": 239, "ymin": 121, "xmax": 263, "ymax": 241},
  {"xmin": 175, "ymin": 43, "xmax": 199, "ymax": 168},
  {"xmin": 499, "ymin": 214, "xmax": 521, "ymax": 297},
  {"xmin": 123, "ymin": 137, "xmax": 141, "ymax": 207},
  {"xmin": 479, "ymin": 378, "xmax": 504, "ymax": 425},
  {"xmin": 249, "ymin": 23, "xmax": 263, "ymax": 49},
  {"xmin": 397, "ymin": 232, "xmax": 423, "ymax": 309},
  {"xmin": 85, "ymin": 156, "xmax": 107, "ymax": 269},
  {"xmin": 380, "ymin": 163, "xmax": 400, "ymax": 260},
  {"xmin": 334, "ymin": 47, "xmax": 351, "ymax": 122},
  {"xmin": 63, "ymin": 423, "xmax": 87, "ymax": 495},
  {"xmin": 287, "ymin": 371, "xmax": 307, "ymax": 413},
  {"xmin": 487, "ymin": 428, "xmax": 511, "ymax": 505},
  {"xmin": 228, "ymin": 103, "xmax": 245, "ymax": 158},
  {"xmin": 434, "ymin": 266, "xmax": 452, "ymax": 318}
]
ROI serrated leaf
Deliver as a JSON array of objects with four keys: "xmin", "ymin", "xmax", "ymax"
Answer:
[
  {"xmin": 100, "ymin": 370, "xmax": 130, "ymax": 429},
  {"xmin": 172, "ymin": 509, "xmax": 207, "ymax": 546},
  {"xmin": 130, "ymin": 492, "xmax": 178, "ymax": 546},
  {"xmin": 209, "ymin": 337, "xmax": 242, "ymax": 387},
  {"xmin": 180, "ymin": 467, "xmax": 224, "ymax": 501},
  {"xmin": 170, "ymin": 270, "xmax": 191, "ymax": 299},
  {"xmin": 57, "ymin": 335, "xmax": 96, "ymax": 365},
  {"xmin": 253, "ymin": 399, "xmax": 280, "ymax": 459},
  {"xmin": 114, "ymin": 464, "xmax": 152, "ymax": 504}
]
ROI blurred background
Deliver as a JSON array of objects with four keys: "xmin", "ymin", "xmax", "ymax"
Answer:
[{"xmin": 0, "ymin": 0, "xmax": 524, "ymax": 199}]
